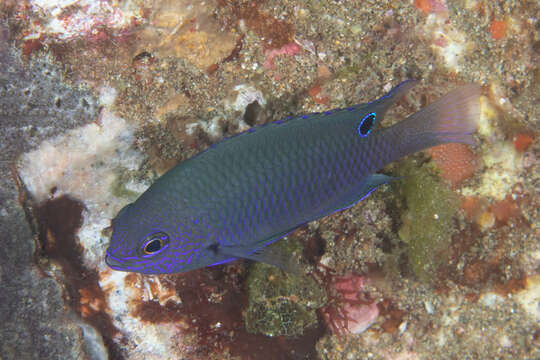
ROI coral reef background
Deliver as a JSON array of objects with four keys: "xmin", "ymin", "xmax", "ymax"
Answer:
[{"xmin": 1, "ymin": 0, "xmax": 538, "ymax": 359}]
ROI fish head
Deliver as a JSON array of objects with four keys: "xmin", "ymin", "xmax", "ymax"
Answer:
[{"xmin": 105, "ymin": 202, "xmax": 202, "ymax": 274}]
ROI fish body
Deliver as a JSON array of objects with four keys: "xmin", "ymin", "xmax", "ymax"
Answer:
[{"xmin": 106, "ymin": 80, "xmax": 480, "ymax": 274}]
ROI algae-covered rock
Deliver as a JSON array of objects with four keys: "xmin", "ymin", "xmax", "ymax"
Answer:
[
  {"xmin": 398, "ymin": 159, "xmax": 459, "ymax": 283},
  {"xmin": 244, "ymin": 240, "xmax": 326, "ymax": 337}
]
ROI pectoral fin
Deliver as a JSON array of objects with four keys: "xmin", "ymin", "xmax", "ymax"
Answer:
[
  {"xmin": 357, "ymin": 174, "xmax": 397, "ymax": 200},
  {"xmin": 221, "ymin": 238, "xmax": 302, "ymax": 274}
]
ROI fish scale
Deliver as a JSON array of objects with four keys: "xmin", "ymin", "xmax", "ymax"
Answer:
[
  {"xmin": 222, "ymin": 115, "xmax": 356, "ymax": 240},
  {"xmin": 106, "ymin": 80, "xmax": 480, "ymax": 274}
]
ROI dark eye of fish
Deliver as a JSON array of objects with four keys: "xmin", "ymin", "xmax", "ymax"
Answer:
[
  {"xmin": 142, "ymin": 232, "xmax": 169, "ymax": 255},
  {"xmin": 358, "ymin": 112, "xmax": 376, "ymax": 137}
]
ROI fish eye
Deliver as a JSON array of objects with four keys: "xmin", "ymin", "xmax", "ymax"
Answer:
[
  {"xmin": 142, "ymin": 231, "xmax": 169, "ymax": 255},
  {"xmin": 358, "ymin": 112, "xmax": 376, "ymax": 137}
]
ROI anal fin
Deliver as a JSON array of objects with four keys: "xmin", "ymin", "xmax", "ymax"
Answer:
[{"xmin": 218, "ymin": 174, "xmax": 395, "ymax": 273}]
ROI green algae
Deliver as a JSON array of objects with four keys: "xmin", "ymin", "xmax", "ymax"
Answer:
[
  {"xmin": 397, "ymin": 159, "xmax": 459, "ymax": 283},
  {"xmin": 110, "ymin": 171, "xmax": 144, "ymax": 201},
  {"xmin": 244, "ymin": 239, "xmax": 326, "ymax": 337}
]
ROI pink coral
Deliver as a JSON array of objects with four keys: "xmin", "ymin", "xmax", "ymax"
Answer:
[
  {"xmin": 264, "ymin": 42, "xmax": 300, "ymax": 69},
  {"xmin": 319, "ymin": 271, "xmax": 379, "ymax": 335}
]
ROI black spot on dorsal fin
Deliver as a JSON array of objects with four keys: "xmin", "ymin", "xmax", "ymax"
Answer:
[{"xmin": 358, "ymin": 112, "xmax": 376, "ymax": 137}]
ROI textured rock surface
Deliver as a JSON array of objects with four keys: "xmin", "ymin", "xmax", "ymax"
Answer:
[{"xmin": 0, "ymin": 29, "xmax": 104, "ymax": 359}]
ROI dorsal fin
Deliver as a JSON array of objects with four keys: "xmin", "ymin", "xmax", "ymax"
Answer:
[{"xmin": 368, "ymin": 80, "xmax": 418, "ymax": 129}]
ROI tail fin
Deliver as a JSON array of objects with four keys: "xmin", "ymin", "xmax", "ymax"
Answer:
[{"xmin": 392, "ymin": 84, "xmax": 481, "ymax": 154}]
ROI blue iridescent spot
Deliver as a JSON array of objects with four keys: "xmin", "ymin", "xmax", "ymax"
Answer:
[
  {"xmin": 324, "ymin": 111, "xmax": 333, "ymax": 115},
  {"xmin": 347, "ymin": 107, "xmax": 356, "ymax": 111},
  {"xmin": 301, "ymin": 115, "xmax": 309, "ymax": 119},
  {"xmin": 358, "ymin": 112, "xmax": 376, "ymax": 137}
]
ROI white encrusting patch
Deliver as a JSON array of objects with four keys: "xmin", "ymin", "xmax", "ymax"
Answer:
[
  {"xmin": 18, "ymin": 85, "xmax": 188, "ymax": 359},
  {"xmin": 462, "ymin": 141, "xmax": 520, "ymax": 201},
  {"xmin": 188, "ymin": 84, "xmax": 266, "ymax": 140},
  {"xmin": 230, "ymin": 84, "xmax": 266, "ymax": 113},
  {"xmin": 99, "ymin": 271, "xmax": 187, "ymax": 360},
  {"xmin": 19, "ymin": 103, "xmax": 144, "ymax": 268},
  {"xmin": 27, "ymin": 0, "xmax": 139, "ymax": 40},
  {"xmin": 423, "ymin": 13, "xmax": 467, "ymax": 72}
]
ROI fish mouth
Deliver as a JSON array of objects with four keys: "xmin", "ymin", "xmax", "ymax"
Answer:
[
  {"xmin": 105, "ymin": 253, "xmax": 126, "ymax": 270},
  {"xmin": 105, "ymin": 250, "xmax": 156, "ymax": 272}
]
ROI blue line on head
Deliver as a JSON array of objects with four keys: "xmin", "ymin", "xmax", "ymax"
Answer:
[
  {"xmin": 357, "ymin": 112, "xmax": 376, "ymax": 137},
  {"xmin": 107, "ymin": 252, "xmax": 125, "ymax": 263}
]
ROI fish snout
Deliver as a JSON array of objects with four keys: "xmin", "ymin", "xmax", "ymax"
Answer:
[{"xmin": 105, "ymin": 252, "xmax": 125, "ymax": 269}]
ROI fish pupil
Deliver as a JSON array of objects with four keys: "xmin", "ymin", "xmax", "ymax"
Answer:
[
  {"xmin": 144, "ymin": 239, "xmax": 162, "ymax": 253},
  {"xmin": 141, "ymin": 231, "xmax": 170, "ymax": 255},
  {"xmin": 358, "ymin": 112, "xmax": 376, "ymax": 137}
]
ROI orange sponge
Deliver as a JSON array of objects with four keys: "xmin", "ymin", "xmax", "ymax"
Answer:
[{"xmin": 428, "ymin": 143, "xmax": 477, "ymax": 188}]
